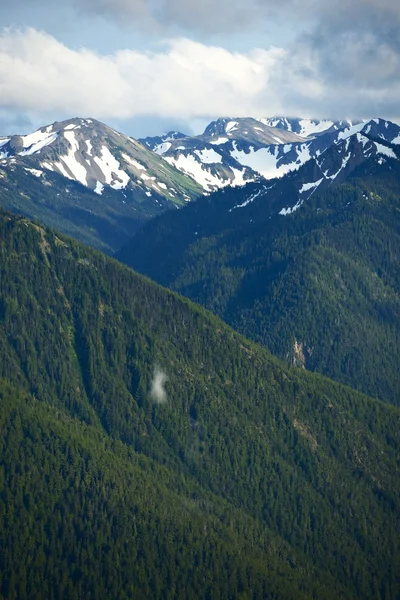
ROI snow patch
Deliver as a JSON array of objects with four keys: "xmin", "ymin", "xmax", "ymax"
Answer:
[
  {"xmin": 279, "ymin": 200, "xmax": 304, "ymax": 216},
  {"xmin": 24, "ymin": 168, "xmax": 43, "ymax": 178},
  {"xmin": 226, "ymin": 121, "xmax": 238, "ymax": 133},
  {"xmin": 231, "ymin": 145, "xmax": 294, "ymax": 179},
  {"xmin": 21, "ymin": 128, "xmax": 56, "ymax": 149},
  {"xmin": 59, "ymin": 131, "xmax": 88, "ymax": 186},
  {"xmin": 93, "ymin": 145, "xmax": 130, "ymax": 189},
  {"xmin": 194, "ymin": 148, "xmax": 223, "ymax": 164},
  {"xmin": 209, "ymin": 137, "xmax": 229, "ymax": 145},
  {"xmin": 121, "ymin": 153, "xmax": 146, "ymax": 170},
  {"xmin": 230, "ymin": 167, "xmax": 248, "ymax": 187},
  {"xmin": 298, "ymin": 119, "xmax": 335, "ymax": 138},
  {"xmin": 85, "ymin": 140, "xmax": 93, "ymax": 156},
  {"xmin": 230, "ymin": 184, "xmax": 275, "ymax": 210},
  {"xmin": 373, "ymin": 142, "xmax": 397, "ymax": 159},
  {"xmin": 299, "ymin": 178, "xmax": 323, "ymax": 194},
  {"xmin": 155, "ymin": 142, "xmax": 172, "ymax": 155},
  {"xmin": 20, "ymin": 132, "xmax": 58, "ymax": 156},
  {"xmin": 294, "ymin": 144, "xmax": 311, "ymax": 166},
  {"xmin": 54, "ymin": 161, "xmax": 72, "ymax": 180},
  {"xmin": 94, "ymin": 181, "xmax": 104, "ymax": 195},
  {"xmin": 164, "ymin": 154, "xmax": 222, "ymax": 190},
  {"xmin": 336, "ymin": 122, "xmax": 364, "ymax": 141}
]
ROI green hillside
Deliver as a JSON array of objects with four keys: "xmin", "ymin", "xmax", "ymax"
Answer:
[
  {"xmin": 117, "ymin": 159, "xmax": 400, "ymax": 405},
  {"xmin": 0, "ymin": 211, "xmax": 399, "ymax": 598}
]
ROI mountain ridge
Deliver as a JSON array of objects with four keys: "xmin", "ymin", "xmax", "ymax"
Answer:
[
  {"xmin": 1, "ymin": 115, "xmax": 399, "ymax": 253},
  {"xmin": 0, "ymin": 117, "xmax": 203, "ymax": 252},
  {"xmin": 116, "ymin": 127, "xmax": 400, "ymax": 405},
  {"xmin": 142, "ymin": 117, "xmax": 400, "ymax": 192}
]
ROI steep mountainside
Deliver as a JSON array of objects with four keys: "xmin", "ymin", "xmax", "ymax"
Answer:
[
  {"xmin": 142, "ymin": 117, "xmax": 400, "ymax": 192},
  {"xmin": 0, "ymin": 118, "xmax": 202, "ymax": 252},
  {"xmin": 117, "ymin": 134, "xmax": 400, "ymax": 405},
  {"xmin": 1, "ymin": 210, "xmax": 400, "ymax": 598}
]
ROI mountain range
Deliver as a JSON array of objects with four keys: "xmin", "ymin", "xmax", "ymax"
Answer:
[
  {"xmin": 1, "ymin": 115, "xmax": 399, "ymax": 253},
  {"xmin": 117, "ymin": 117, "xmax": 400, "ymax": 406},
  {"xmin": 140, "ymin": 117, "xmax": 400, "ymax": 192}
]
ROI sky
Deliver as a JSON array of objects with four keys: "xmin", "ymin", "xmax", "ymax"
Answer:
[{"xmin": 1, "ymin": 0, "xmax": 399, "ymax": 137}]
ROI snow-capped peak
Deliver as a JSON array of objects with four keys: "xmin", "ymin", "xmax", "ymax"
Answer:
[
  {"xmin": 258, "ymin": 117, "xmax": 364, "ymax": 139},
  {"xmin": 0, "ymin": 117, "xmax": 202, "ymax": 203},
  {"xmin": 141, "ymin": 116, "xmax": 400, "ymax": 194}
]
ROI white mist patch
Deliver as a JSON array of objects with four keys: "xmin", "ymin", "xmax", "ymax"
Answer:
[{"xmin": 150, "ymin": 366, "xmax": 168, "ymax": 404}]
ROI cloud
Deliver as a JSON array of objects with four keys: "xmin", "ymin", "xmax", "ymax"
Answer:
[
  {"xmin": 0, "ymin": 28, "xmax": 285, "ymax": 122},
  {"xmin": 4, "ymin": 0, "xmax": 400, "ymax": 42},
  {"xmin": 0, "ymin": 25, "xmax": 399, "ymax": 135},
  {"xmin": 69, "ymin": 0, "xmax": 287, "ymax": 34},
  {"xmin": 71, "ymin": 0, "xmax": 153, "ymax": 26},
  {"xmin": 149, "ymin": 366, "xmax": 168, "ymax": 404},
  {"xmin": 65, "ymin": 0, "xmax": 400, "ymax": 45}
]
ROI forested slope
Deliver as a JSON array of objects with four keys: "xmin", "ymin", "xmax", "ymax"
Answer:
[
  {"xmin": 117, "ymin": 158, "xmax": 400, "ymax": 405},
  {"xmin": 0, "ymin": 211, "xmax": 399, "ymax": 598}
]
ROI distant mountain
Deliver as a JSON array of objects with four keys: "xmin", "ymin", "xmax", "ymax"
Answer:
[
  {"xmin": 139, "ymin": 130, "xmax": 188, "ymax": 151},
  {"xmin": 260, "ymin": 117, "xmax": 360, "ymax": 137},
  {"xmin": 143, "ymin": 117, "xmax": 400, "ymax": 193},
  {"xmin": 0, "ymin": 118, "xmax": 202, "ymax": 252},
  {"xmin": 117, "ymin": 125, "xmax": 400, "ymax": 405},
  {"xmin": 142, "ymin": 116, "xmax": 376, "ymax": 191},
  {"xmin": 1, "ymin": 209, "xmax": 400, "ymax": 598}
]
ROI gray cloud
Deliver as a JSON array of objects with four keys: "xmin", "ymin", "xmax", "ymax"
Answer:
[
  {"xmin": 4, "ymin": 0, "xmax": 400, "ymax": 38},
  {"xmin": 66, "ymin": 0, "xmax": 400, "ymax": 40},
  {"xmin": 72, "ymin": 0, "xmax": 152, "ymax": 24},
  {"xmin": 66, "ymin": 0, "xmax": 267, "ymax": 32},
  {"xmin": 66, "ymin": 0, "xmax": 400, "ymax": 108},
  {"xmin": 150, "ymin": 0, "xmax": 267, "ymax": 34},
  {"xmin": 280, "ymin": 0, "xmax": 400, "ymax": 122}
]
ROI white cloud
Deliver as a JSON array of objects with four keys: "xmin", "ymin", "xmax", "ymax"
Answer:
[
  {"xmin": 0, "ymin": 27, "xmax": 399, "ymax": 133},
  {"xmin": 0, "ymin": 28, "xmax": 285, "ymax": 121},
  {"xmin": 149, "ymin": 366, "xmax": 168, "ymax": 404}
]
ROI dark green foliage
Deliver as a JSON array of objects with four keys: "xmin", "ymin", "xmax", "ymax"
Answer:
[
  {"xmin": 0, "ymin": 210, "xmax": 400, "ymax": 598},
  {"xmin": 1, "ymin": 379, "xmax": 332, "ymax": 600},
  {"xmin": 117, "ymin": 159, "xmax": 400, "ymax": 405}
]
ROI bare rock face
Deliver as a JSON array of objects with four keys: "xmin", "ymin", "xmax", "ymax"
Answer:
[
  {"xmin": 292, "ymin": 340, "xmax": 306, "ymax": 368},
  {"xmin": 8, "ymin": 136, "xmax": 24, "ymax": 154}
]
